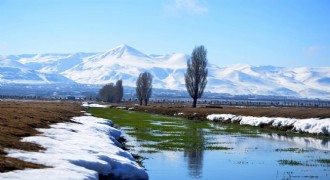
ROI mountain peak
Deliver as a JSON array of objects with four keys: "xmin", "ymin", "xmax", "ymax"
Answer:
[
  {"xmin": 104, "ymin": 44, "xmax": 149, "ymax": 59},
  {"xmin": 114, "ymin": 43, "xmax": 132, "ymax": 50}
]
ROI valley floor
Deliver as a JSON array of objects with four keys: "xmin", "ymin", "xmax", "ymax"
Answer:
[{"xmin": 1, "ymin": 100, "xmax": 329, "ymax": 177}]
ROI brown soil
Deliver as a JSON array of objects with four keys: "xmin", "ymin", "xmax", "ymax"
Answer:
[
  {"xmin": 0, "ymin": 101, "xmax": 82, "ymax": 172},
  {"xmin": 128, "ymin": 103, "xmax": 330, "ymax": 120}
]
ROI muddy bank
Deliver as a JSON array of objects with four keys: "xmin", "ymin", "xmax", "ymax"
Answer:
[{"xmin": 0, "ymin": 101, "xmax": 82, "ymax": 172}]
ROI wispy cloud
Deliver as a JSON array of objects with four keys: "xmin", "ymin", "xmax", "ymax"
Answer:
[
  {"xmin": 305, "ymin": 45, "xmax": 326, "ymax": 57},
  {"xmin": 163, "ymin": 0, "xmax": 208, "ymax": 16}
]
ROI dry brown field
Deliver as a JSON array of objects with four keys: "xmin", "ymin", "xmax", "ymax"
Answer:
[{"xmin": 0, "ymin": 101, "xmax": 82, "ymax": 172}]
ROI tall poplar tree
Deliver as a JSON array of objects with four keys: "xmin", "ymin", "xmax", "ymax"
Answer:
[{"xmin": 184, "ymin": 45, "xmax": 208, "ymax": 108}]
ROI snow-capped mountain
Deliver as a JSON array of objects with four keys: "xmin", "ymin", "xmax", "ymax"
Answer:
[
  {"xmin": 207, "ymin": 64, "xmax": 330, "ymax": 98},
  {"xmin": 1, "ymin": 44, "xmax": 329, "ymax": 98},
  {"xmin": 0, "ymin": 57, "xmax": 75, "ymax": 84},
  {"xmin": 62, "ymin": 44, "xmax": 188, "ymax": 89}
]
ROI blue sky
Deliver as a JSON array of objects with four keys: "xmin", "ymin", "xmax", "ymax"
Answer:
[{"xmin": 0, "ymin": 0, "xmax": 329, "ymax": 67}]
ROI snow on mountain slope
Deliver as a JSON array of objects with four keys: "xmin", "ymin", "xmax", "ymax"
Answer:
[
  {"xmin": 61, "ymin": 44, "xmax": 330, "ymax": 98},
  {"xmin": 1, "ymin": 44, "xmax": 330, "ymax": 98},
  {"xmin": 0, "ymin": 56, "xmax": 75, "ymax": 84},
  {"xmin": 62, "ymin": 44, "xmax": 188, "ymax": 88},
  {"xmin": 17, "ymin": 52, "xmax": 96, "ymax": 73}
]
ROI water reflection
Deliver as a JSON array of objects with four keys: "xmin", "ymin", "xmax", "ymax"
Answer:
[
  {"xmin": 184, "ymin": 149, "xmax": 204, "ymax": 178},
  {"xmin": 261, "ymin": 133, "xmax": 330, "ymax": 150},
  {"xmin": 183, "ymin": 128, "xmax": 204, "ymax": 178}
]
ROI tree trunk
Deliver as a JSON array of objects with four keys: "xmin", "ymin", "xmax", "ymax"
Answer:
[
  {"xmin": 139, "ymin": 100, "xmax": 143, "ymax": 106},
  {"xmin": 144, "ymin": 99, "xmax": 148, "ymax": 106},
  {"xmin": 192, "ymin": 98, "xmax": 197, "ymax": 108}
]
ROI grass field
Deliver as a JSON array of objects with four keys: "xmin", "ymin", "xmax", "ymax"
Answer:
[{"xmin": 89, "ymin": 108, "xmax": 233, "ymax": 153}]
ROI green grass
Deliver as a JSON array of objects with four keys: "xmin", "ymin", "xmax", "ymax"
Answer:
[{"xmin": 89, "ymin": 108, "xmax": 233, "ymax": 152}]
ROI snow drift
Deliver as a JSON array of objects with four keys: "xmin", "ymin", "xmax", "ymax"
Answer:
[
  {"xmin": 0, "ymin": 115, "xmax": 148, "ymax": 180},
  {"xmin": 207, "ymin": 114, "xmax": 330, "ymax": 135}
]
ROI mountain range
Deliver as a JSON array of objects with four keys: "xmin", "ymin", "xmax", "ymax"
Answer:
[{"xmin": 1, "ymin": 44, "xmax": 329, "ymax": 98}]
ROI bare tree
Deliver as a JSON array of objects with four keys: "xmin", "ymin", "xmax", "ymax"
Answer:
[
  {"xmin": 99, "ymin": 86, "xmax": 107, "ymax": 101},
  {"xmin": 114, "ymin": 80, "xmax": 123, "ymax": 103},
  {"xmin": 99, "ymin": 80, "xmax": 124, "ymax": 103},
  {"xmin": 136, "ymin": 72, "xmax": 153, "ymax": 106},
  {"xmin": 185, "ymin": 45, "xmax": 208, "ymax": 108},
  {"xmin": 105, "ymin": 83, "xmax": 115, "ymax": 102},
  {"xmin": 136, "ymin": 77, "xmax": 143, "ymax": 105}
]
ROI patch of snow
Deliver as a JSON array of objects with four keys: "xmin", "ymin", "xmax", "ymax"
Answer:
[
  {"xmin": 293, "ymin": 118, "xmax": 330, "ymax": 135},
  {"xmin": 82, "ymin": 102, "xmax": 108, "ymax": 108},
  {"xmin": 240, "ymin": 116, "xmax": 275, "ymax": 126},
  {"xmin": 206, "ymin": 114, "xmax": 241, "ymax": 122},
  {"xmin": 174, "ymin": 112, "xmax": 184, "ymax": 116},
  {"xmin": 207, "ymin": 114, "xmax": 330, "ymax": 135},
  {"xmin": 272, "ymin": 118, "xmax": 297, "ymax": 127},
  {"xmin": 0, "ymin": 116, "xmax": 148, "ymax": 180}
]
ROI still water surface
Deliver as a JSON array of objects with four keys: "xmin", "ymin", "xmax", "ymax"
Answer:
[{"xmin": 139, "ymin": 134, "xmax": 330, "ymax": 179}]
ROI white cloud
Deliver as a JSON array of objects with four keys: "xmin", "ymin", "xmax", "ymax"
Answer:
[
  {"xmin": 164, "ymin": 0, "xmax": 208, "ymax": 16},
  {"xmin": 305, "ymin": 45, "xmax": 326, "ymax": 56}
]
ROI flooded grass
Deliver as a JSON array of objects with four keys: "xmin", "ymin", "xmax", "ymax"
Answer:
[
  {"xmin": 317, "ymin": 159, "xmax": 330, "ymax": 165},
  {"xmin": 278, "ymin": 160, "xmax": 304, "ymax": 166},
  {"xmin": 138, "ymin": 149, "xmax": 159, "ymax": 154},
  {"xmin": 275, "ymin": 148, "xmax": 311, "ymax": 153},
  {"xmin": 89, "ymin": 108, "xmax": 232, "ymax": 152},
  {"xmin": 205, "ymin": 146, "xmax": 233, "ymax": 150}
]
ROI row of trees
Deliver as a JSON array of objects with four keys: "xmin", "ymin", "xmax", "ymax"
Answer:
[
  {"xmin": 99, "ymin": 80, "xmax": 123, "ymax": 103},
  {"xmin": 98, "ymin": 45, "xmax": 208, "ymax": 108}
]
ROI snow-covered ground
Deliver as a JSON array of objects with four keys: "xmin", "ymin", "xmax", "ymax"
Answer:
[
  {"xmin": 207, "ymin": 114, "xmax": 330, "ymax": 135},
  {"xmin": 82, "ymin": 102, "xmax": 109, "ymax": 108},
  {"xmin": 0, "ymin": 115, "xmax": 148, "ymax": 180}
]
